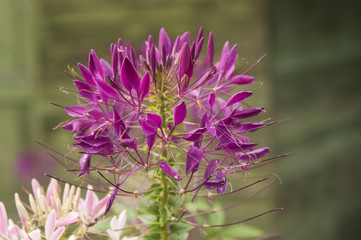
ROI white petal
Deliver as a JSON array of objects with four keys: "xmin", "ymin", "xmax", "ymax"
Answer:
[
  {"xmin": 107, "ymin": 229, "xmax": 121, "ymax": 240},
  {"xmin": 28, "ymin": 229, "xmax": 41, "ymax": 240}
]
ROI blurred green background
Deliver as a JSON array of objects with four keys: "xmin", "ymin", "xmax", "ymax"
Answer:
[{"xmin": 1, "ymin": 0, "xmax": 360, "ymax": 239}]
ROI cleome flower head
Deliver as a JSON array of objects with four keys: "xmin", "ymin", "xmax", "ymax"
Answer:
[
  {"xmin": 54, "ymin": 28, "xmax": 289, "ymax": 240},
  {"xmin": 0, "ymin": 178, "xmax": 138, "ymax": 240},
  {"xmin": 62, "ymin": 27, "xmax": 271, "ymax": 195}
]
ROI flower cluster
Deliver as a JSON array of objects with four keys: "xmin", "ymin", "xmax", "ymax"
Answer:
[
  {"xmin": 63, "ymin": 27, "xmax": 269, "ymax": 195},
  {"xmin": 0, "ymin": 179, "xmax": 139, "ymax": 240}
]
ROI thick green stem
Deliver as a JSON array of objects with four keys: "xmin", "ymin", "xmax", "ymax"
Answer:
[
  {"xmin": 160, "ymin": 89, "xmax": 170, "ymax": 240},
  {"xmin": 160, "ymin": 171, "xmax": 169, "ymax": 240}
]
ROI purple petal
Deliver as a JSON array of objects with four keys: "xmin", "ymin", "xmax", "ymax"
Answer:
[
  {"xmin": 173, "ymin": 101, "xmax": 187, "ymax": 126},
  {"xmin": 111, "ymin": 44, "xmax": 119, "ymax": 78},
  {"xmin": 119, "ymin": 138, "xmax": 137, "ymax": 150},
  {"xmin": 89, "ymin": 50, "xmax": 104, "ymax": 79},
  {"xmin": 139, "ymin": 118, "xmax": 156, "ymax": 135},
  {"xmin": 146, "ymin": 134, "xmax": 156, "ymax": 149},
  {"xmin": 208, "ymin": 32, "xmax": 215, "ymax": 66},
  {"xmin": 182, "ymin": 128, "xmax": 206, "ymax": 141},
  {"xmin": 220, "ymin": 142, "xmax": 258, "ymax": 153},
  {"xmin": 202, "ymin": 114, "xmax": 216, "ymax": 137},
  {"xmin": 140, "ymin": 72, "xmax": 150, "ymax": 102},
  {"xmin": 73, "ymin": 80, "xmax": 95, "ymax": 101},
  {"xmin": 195, "ymin": 36, "xmax": 204, "ymax": 60},
  {"xmin": 62, "ymin": 118, "xmax": 95, "ymax": 133},
  {"xmin": 104, "ymin": 184, "xmax": 119, "ymax": 215},
  {"xmin": 78, "ymin": 63, "xmax": 96, "ymax": 86},
  {"xmin": 179, "ymin": 43, "xmax": 193, "ymax": 80},
  {"xmin": 120, "ymin": 57, "xmax": 140, "ymax": 93},
  {"xmin": 146, "ymin": 113, "xmax": 162, "ymax": 129},
  {"xmin": 225, "ymin": 44, "xmax": 238, "ymax": 71},
  {"xmin": 230, "ymin": 75, "xmax": 255, "ymax": 85},
  {"xmin": 204, "ymin": 159, "xmax": 218, "ymax": 180},
  {"xmin": 196, "ymin": 27, "xmax": 203, "ymax": 44},
  {"xmin": 232, "ymin": 107, "xmax": 264, "ymax": 119},
  {"xmin": 159, "ymin": 28, "xmax": 171, "ymax": 56},
  {"xmin": 185, "ymin": 147, "xmax": 203, "ymax": 175},
  {"xmin": 96, "ymin": 79, "xmax": 120, "ymax": 102},
  {"xmin": 225, "ymin": 91, "xmax": 253, "ymax": 107},
  {"xmin": 180, "ymin": 32, "xmax": 190, "ymax": 46},
  {"xmin": 100, "ymin": 59, "xmax": 113, "ymax": 79},
  {"xmin": 64, "ymin": 106, "xmax": 89, "ymax": 117},
  {"xmin": 77, "ymin": 154, "xmax": 91, "ymax": 176},
  {"xmin": 159, "ymin": 161, "xmax": 182, "ymax": 181},
  {"xmin": 238, "ymin": 122, "xmax": 266, "ymax": 132},
  {"xmin": 208, "ymin": 92, "xmax": 215, "ymax": 109},
  {"xmin": 238, "ymin": 147, "xmax": 270, "ymax": 161},
  {"xmin": 216, "ymin": 171, "xmax": 227, "ymax": 193}
]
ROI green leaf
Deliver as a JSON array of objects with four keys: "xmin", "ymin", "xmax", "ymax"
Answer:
[
  {"xmin": 160, "ymin": 206, "xmax": 169, "ymax": 226},
  {"xmin": 143, "ymin": 233, "xmax": 161, "ymax": 240},
  {"xmin": 168, "ymin": 195, "xmax": 181, "ymax": 208},
  {"xmin": 170, "ymin": 222, "xmax": 194, "ymax": 235},
  {"xmin": 169, "ymin": 233, "xmax": 189, "ymax": 240},
  {"xmin": 138, "ymin": 214, "xmax": 158, "ymax": 224},
  {"xmin": 138, "ymin": 205, "xmax": 159, "ymax": 215},
  {"xmin": 147, "ymin": 224, "xmax": 163, "ymax": 234}
]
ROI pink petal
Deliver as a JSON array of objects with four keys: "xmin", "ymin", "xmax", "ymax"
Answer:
[
  {"xmin": 50, "ymin": 227, "xmax": 65, "ymax": 240},
  {"xmin": 55, "ymin": 212, "xmax": 79, "ymax": 227},
  {"xmin": 31, "ymin": 179, "xmax": 41, "ymax": 200},
  {"xmin": 45, "ymin": 210, "xmax": 56, "ymax": 239},
  {"xmin": 0, "ymin": 202, "xmax": 8, "ymax": 236},
  {"xmin": 85, "ymin": 186, "xmax": 94, "ymax": 217}
]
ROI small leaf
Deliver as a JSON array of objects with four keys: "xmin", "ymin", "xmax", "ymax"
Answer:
[
  {"xmin": 143, "ymin": 233, "xmax": 161, "ymax": 240},
  {"xmin": 147, "ymin": 225, "xmax": 163, "ymax": 234},
  {"xmin": 168, "ymin": 196, "xmax": 181, "ymax": 208},
  {"xmin": 169, "ymin": 233, "xmax": 189, "ymax": 240},
  {"xmin": 138, "ymin": 214, "xmax": 157, "ymax": 224},
  {"xmin": 170, "ymin": 222, "xmax": 194, "ymax": 235},
  {"xmin": 138, "ymin": 206, "xmax": 159, "ymax": 215}
]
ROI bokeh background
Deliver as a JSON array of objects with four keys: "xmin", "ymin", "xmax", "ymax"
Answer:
[{"xmin": 1, "ymin": 0, "xmax": 360, "ymax": 239}]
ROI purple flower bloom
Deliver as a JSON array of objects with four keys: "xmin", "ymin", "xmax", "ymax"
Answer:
[{"xmin": 61, "ymin": 27, "xmax": 272, "ymax": 199}]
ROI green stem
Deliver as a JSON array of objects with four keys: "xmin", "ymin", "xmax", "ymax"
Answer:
[
  {"xmin": 160, "ymin": 171, "xmax": 169, "ymax": 240},
  {"xmin": 160, "ymin": 88, "xmax": 170, "ymax": 240}
]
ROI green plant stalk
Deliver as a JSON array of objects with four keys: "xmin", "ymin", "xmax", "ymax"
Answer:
[
  {"xmin": 160, "ymin": 171, "xmax": 170, "ymax": 240},
  {"xmin": 160, "ymin": 84, "xmax": 170, "ymax": 240}
]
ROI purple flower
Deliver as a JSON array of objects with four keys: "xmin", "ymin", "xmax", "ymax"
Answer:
[{"xmin": 61, "ymin": 27, "xmax": 271, "ymax": 200}]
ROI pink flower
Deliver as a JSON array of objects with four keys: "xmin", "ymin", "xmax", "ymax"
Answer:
[{"xmin": 45, "ymin": 210, "xmax": 65, "ymax": 240}]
